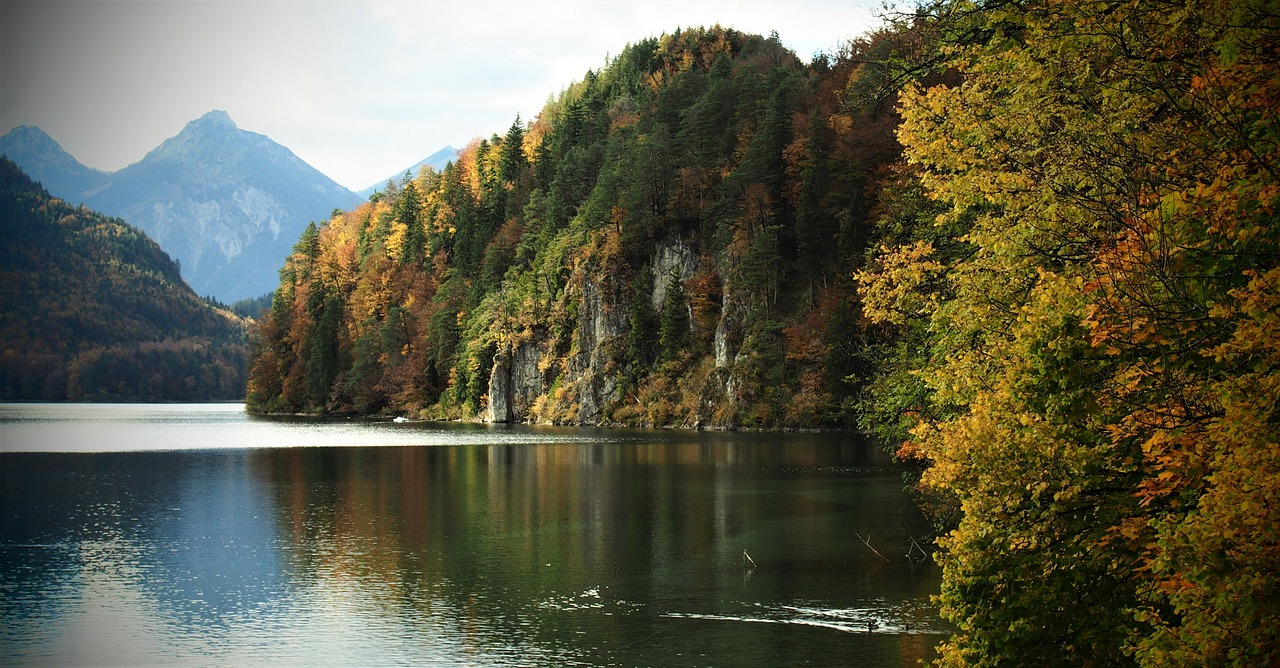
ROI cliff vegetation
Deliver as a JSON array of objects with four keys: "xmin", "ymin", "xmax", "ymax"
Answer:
[{"xmin": 247, "ymin": 26, "xmax": 907, "ymax": 429}]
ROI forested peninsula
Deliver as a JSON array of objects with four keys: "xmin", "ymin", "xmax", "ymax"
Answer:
[
  {"xmin": 0, "ymin": 158, "xmax": 249, "ymax": 401},
  {"xmin": 249, "ymin": 2, "xmax": 1278, "ymax": 663},
  {"xmin": 248, "ymin": 26, "xmax": 901, "ymax": 427}
]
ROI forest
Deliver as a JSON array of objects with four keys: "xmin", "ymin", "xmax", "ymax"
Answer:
[
  {"xmin": 248, "ymin": 26, "xmax": 902, "ymax": 427},
  {"xmin": 249, "ymin": 0, "xmax": 1277, "ymax": 664},
  {"xmin": 0, "ymin": 158, "xmax": 249, "ymax": 401}
]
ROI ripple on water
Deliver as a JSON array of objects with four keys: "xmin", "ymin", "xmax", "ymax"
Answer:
[
  {"xmin": 536, "ymin": 586, "xmax": 643, "ymax": 614},
  {"xmin": 662, "ymin": 598, "xmax": 950, "ymax": 636}
]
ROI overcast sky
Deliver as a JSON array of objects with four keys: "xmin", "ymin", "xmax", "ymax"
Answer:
[{"xmin": 1, "ymin": 1, "xmax": 887, "ymax": 191}]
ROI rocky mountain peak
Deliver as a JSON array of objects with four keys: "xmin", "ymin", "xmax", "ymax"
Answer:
[
  {"xmin": 4, "ymin": 111, "xmax": 361, "ymax": 302},
  {"xmin": 3, "ymin": 125, "xmax": 61, "ymax": 152},
  {"xmin": 192, "ymin": 109, "xmax": 236, "ymax": 128}
]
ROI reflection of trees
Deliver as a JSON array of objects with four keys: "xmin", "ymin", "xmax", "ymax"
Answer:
[{"xmin": 249, "ymin": 434, "xmax": 941, "ymax": 664}]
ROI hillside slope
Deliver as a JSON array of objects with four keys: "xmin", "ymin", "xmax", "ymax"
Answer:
[
  {"xmin": 1, "ymin": 112, "xmax": 362, "ymax": 303},
  {"xmin": 247, "ymin": 27, "xmax": 900, "ymax": 428},
  {"xmin": 0, "ymin": 158, "xmax": 249, "ymax": 400},
  {"xmin": 0, "ymin": 125, "xmax": 106, "ymax": 197}
]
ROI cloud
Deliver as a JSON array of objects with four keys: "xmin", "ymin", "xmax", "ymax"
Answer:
[{"xmin": 2, "ymin": 0, "xmax": 885, "ymax": 191}]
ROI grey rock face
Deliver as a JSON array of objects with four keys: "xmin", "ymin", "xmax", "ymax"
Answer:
[
  {"xmin": 486, "ymin": 347, "xmax": 514, "ymax": 423},
  {"xmin": 510, "ymin": 342, "xmax": 545, "ymax": 414},
  {"xmin": 651, "ymin": 237, "xmax": 699, "ymax": 310},
  {"xmin": 567, "ymin": 278, "xmax": 627, "ymax": 424},
  {"xmin": 484, "ymin": 339, "xmax": 548, "ymax": 423}
]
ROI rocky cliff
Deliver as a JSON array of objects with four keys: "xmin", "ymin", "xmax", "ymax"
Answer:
[{"xmin": 247, "ymin": 27, "xmax": 894, "ymax": 429}]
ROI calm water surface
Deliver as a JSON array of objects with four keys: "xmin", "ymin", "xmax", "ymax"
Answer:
[{"xmin": 0, "ymin": 404, "xmax": 945, "ymax": 666}]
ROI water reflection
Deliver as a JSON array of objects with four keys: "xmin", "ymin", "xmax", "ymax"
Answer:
[{"xmin": 1, "ymin": 407, "xmax": 945, "ymax": 666}]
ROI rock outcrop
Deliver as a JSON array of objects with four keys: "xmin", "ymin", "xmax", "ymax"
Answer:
[
  {"xmin": 651, "ymin": 237, "xmax": 699, "ymax": 310},
  {"xmin": 482, "ymin": 237, "xmax": 752, "ymax": 428},
  {"xmin": 484, "ymin": 339, "xmax": 547, "ymax": 423}
]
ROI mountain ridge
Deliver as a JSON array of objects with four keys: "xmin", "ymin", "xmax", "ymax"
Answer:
[
  {"xmin": 357, "ymin": 145, "xmax": 459, "ymax": 198},
  {"xmin": 0, "ymin": 125, "xmax": 107, "ymax": 198},
  {"xmin": 0, "ymin": 157, "xmax": 249, "ymax": 401},
  {"xmin": 1, "ymin": 111, "xmax": 361, "ymax": 302}
]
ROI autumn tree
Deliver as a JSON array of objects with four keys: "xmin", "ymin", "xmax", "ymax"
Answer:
[
  {"xmin": 247, "ymin": 25, "xmax": 907, "ymax": 429},
  {"xmin": 859, "ymin": 0, "xmax": 1280, "ymax": 663}
]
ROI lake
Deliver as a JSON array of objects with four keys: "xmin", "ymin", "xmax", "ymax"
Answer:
[{"xmin": 0, "ymin": 403, "xmax": 944, "ymax": 666}]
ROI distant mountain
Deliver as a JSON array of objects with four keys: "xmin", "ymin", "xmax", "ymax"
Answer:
[
  {"xmin": 356, "ymin": 145, "xmax": 458, "ymax": 199},
  {"xmin": 0, "ymin": 157, "xmax": 249, "ymax": 401},
  {"xmin": 84, "ymin": 111, "xmax": 364, "ymax": 302},
  {"xmin": 0, "ymin": 125, "xmax": 107, "ymax": 197},
  {"xmin": 0, "ymin": 111, "xmax": 362, "ymax": 303}
]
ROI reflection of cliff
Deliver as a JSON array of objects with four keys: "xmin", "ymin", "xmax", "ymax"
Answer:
[
  {"xmin": 249, "ymin": 434, "xmax": 942, "ymax": 664},
  {"xmin": 2, "ymin": 436, "xmax": 944, "ymax": 664}
]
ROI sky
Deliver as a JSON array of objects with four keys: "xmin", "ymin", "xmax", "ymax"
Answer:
[{"xmin": 0, "ymin": 0, "xmax": 888, "ymax": 192}]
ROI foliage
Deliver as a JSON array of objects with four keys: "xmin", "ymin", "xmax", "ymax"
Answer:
[
  {"xmin": 857, "ymin": 0, "xmax": 1280, "ymax": 663},
  {"xmin": 0, "ymin": 158, "xmax": 249, "ymax": 401},
  {"xmin": 230, "ymin": 292, "xmax": 274, "ymax": 319},
  {"xmin": 247, "ymin": 25, "xmax": 905, "ymax": 427}
]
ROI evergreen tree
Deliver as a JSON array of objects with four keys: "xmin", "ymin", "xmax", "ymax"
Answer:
[
  {"xmin": 657, "ymin": 269, "xmax": 689, "ymax": 364},
  {"xmin": 397, "ymin": 180, "xmax": 426, "ymax": 265},
  {"xmin": 500, "ymin": 115, "xmax": 526, "ymax": 184}
]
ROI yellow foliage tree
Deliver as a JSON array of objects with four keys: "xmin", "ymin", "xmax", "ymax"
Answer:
[{"xmin": 866, "ymin": 0, "xmax": 1280, "ymax": 663}]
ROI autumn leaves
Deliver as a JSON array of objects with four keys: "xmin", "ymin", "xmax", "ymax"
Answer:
[{"xmin": 858, "ymin": 0, "xmax": 1280, "ymax": 663}]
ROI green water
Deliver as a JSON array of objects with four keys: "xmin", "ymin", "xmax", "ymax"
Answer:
[{"xmin": 0, "ymin": 404, "xmax": 945, "ymax": 666}]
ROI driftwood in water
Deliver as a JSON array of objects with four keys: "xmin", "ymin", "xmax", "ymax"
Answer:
[{"xmin": 854, "ymin": 532, "xmax": 890, "ymax": 563}]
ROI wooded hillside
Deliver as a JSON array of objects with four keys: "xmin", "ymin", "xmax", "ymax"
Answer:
[
  {"xmin": 0, "ymin": 158, "xmax": 249, "ymax": 400},
  {"xmin": 247, "ymin": 26, "xmax": 911, "ymax": 428}
]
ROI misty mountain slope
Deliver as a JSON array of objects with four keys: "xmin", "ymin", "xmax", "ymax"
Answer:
[
  {"xmin": 357, "ymin": 145, "xmax": 459, "ymax": 199},
  {"xmin": 85, "ymin": 111, "xmax": 363, "ymax": 302},
  {"xmin": 0, "ymin": 157, "xmax": 248, "ymax": 401},
  {"xmin": 0, "ymin": 125, "xmax": 107, "ymax": 197}
]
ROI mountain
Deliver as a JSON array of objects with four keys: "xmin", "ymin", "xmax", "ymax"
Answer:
[
  {"xmin": 356, "ymin": 145, "xmax": 458, "ymax": 199},
  {"xmin": 83, "ymin": 111, "xmax": 364, "ymax": 302},
  {"xmin": 0, "ymin": 125, "xmax": 107, "ymax": 197},
  {"xmin": 0, "ymin": 111, "xmax": 363, "ymax": 303},
  {"xmin": 0, "ymin": 157, "xmax": 249, "ymax": 401},
  {"xmin": 246, "ymin": 27, "xmax": 902, "ymax": 427}
]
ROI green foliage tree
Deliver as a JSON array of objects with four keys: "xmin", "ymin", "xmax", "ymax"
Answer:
[
  {"xmin": 397, "ymin": 180, "xmax": 426, "ymax": 265},
  {"xmin": 500, "ymin": 115, "xmax": 526, "ymax": 185},
  {"xmin": 657, "ymin": 270, "xmax": 689, "ymax": 364},
  {"xmin": 856, "ymin": 0, "xmax": 1280, "ymax": 663}
]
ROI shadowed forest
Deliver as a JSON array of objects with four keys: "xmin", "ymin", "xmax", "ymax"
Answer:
[{"xmin": 0, "ymin": 159, "xmax": 249, "ymax": 401}]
